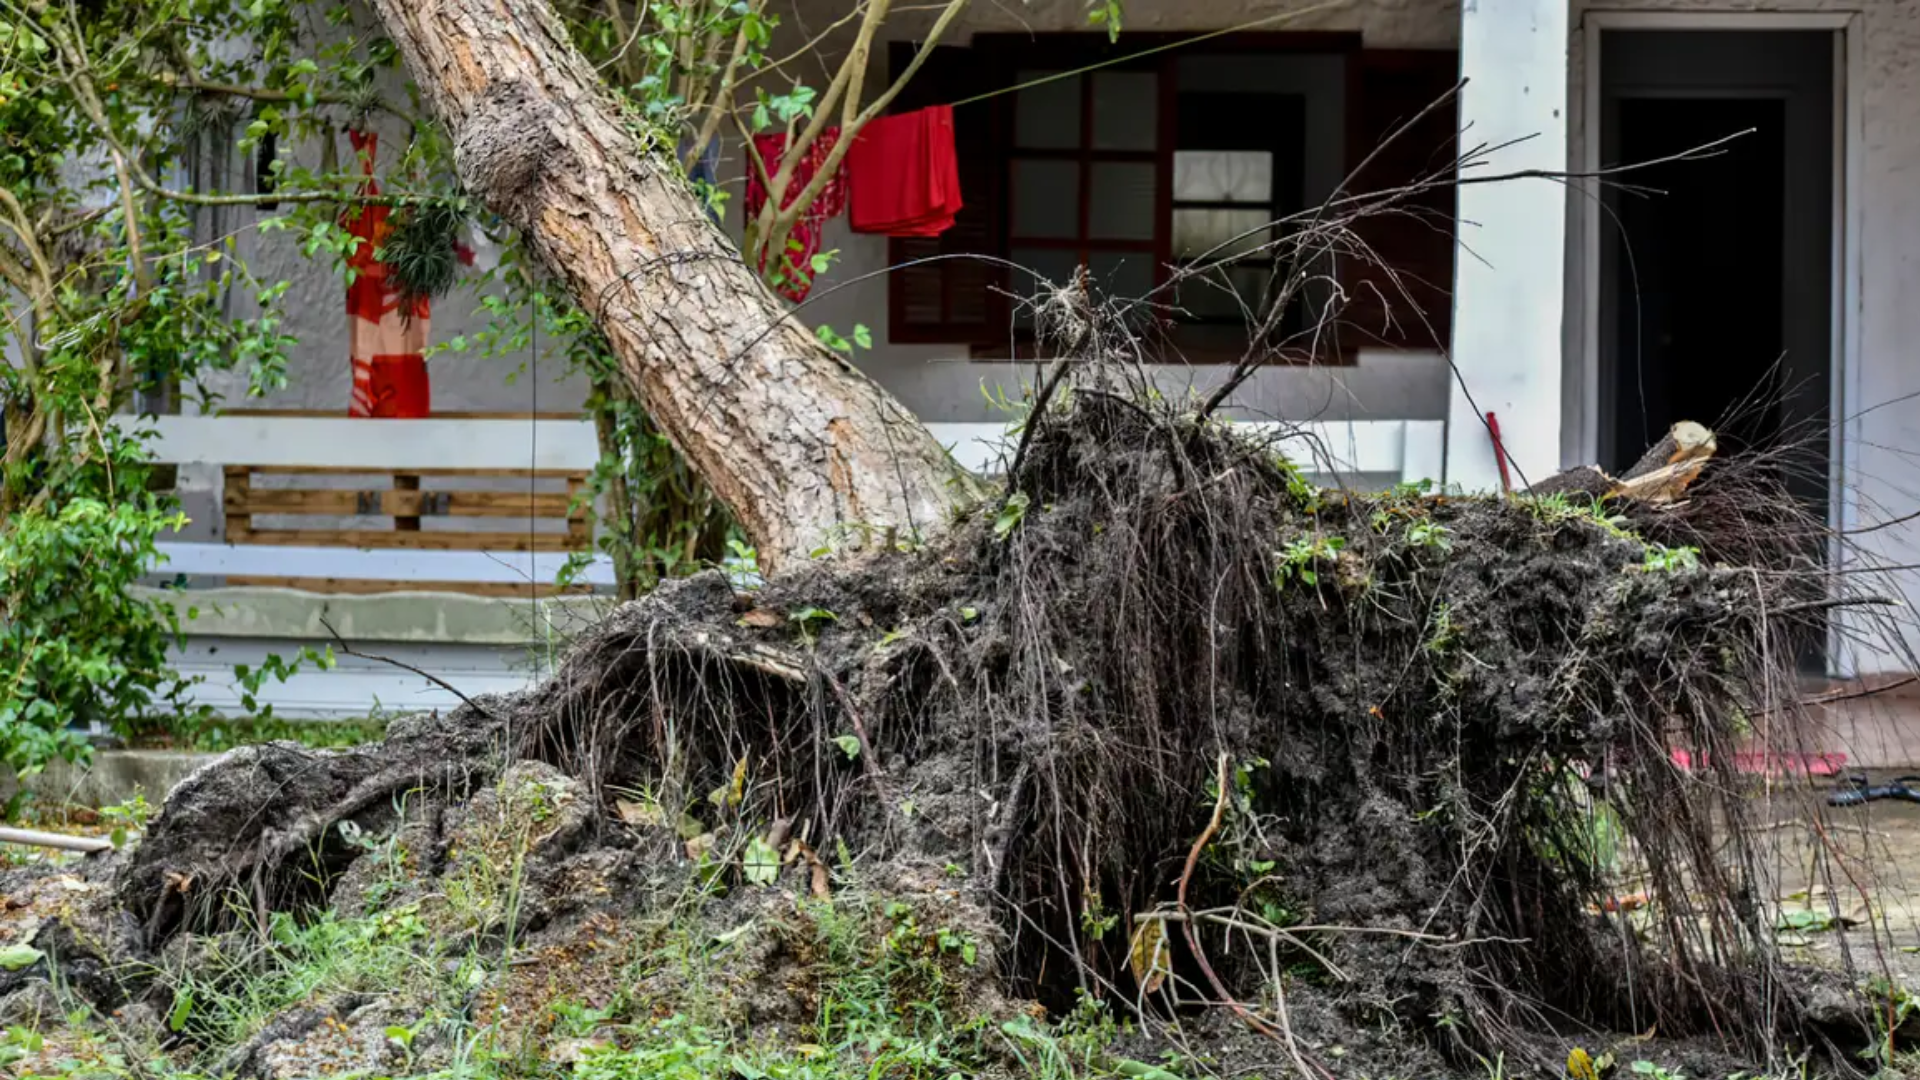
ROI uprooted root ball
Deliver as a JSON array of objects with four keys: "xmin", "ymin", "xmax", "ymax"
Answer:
[{"xmin": 96, "ymin": 389, "xmax": 1900, "ymax": 1076}]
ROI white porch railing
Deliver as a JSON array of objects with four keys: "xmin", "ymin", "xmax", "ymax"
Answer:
[
  {"xmin": 126, "ymin": 413, "xmax": 1441, "ymax": 718},
  {"xmin": 128, "ymin": 414, "xmax": 618, "ymax": 588},
  {"xmin": 132, "ymin": 414, "xmax": 1443, "ymax": 591}
]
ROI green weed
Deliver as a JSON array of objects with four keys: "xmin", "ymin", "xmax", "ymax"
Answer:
[
  {"xmin": 1273, "ymin": 534, "xmax": 1346, "ymax": 590},
  {"xmin": 1639, "ymin": 544, "xmax": 1701, "ymax": 573},
  {"xmin": 1517, "ymin": 492, "xmax": 1637, "ymax": 541}
]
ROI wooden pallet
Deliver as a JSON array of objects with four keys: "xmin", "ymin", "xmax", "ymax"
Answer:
[{"xmin": 222, "ymin": 464, "xmax": 591, "ymax": 595}]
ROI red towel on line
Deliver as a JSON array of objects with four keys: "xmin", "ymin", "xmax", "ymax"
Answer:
[
  {"xmin": 848, "ymin": 106, "xmax": 961, "ymax": 237},
  {"xmin": 745, "ymin": 129, "xmax": 847, "ymax": 301},
  {"xmin": 366, "ymin": 354, "xmax": 431, "ymax": 419},
  {"xmin": 343, "ymin": 132, "xmax": 430, "ymax": 418}
]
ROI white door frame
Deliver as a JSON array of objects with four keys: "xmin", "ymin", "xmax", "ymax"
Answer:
[{"xmin": 1576, "ymin": 11, "xmax": 1860, "ymax": 509}]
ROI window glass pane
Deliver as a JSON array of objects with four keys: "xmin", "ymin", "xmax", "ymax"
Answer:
[
  {"xmin": 1091, "ymin": 72, "xmax": 1157, "ymax": 150},
  {"xmin": 1088, "ymin": 162, "xmax": 1156, "ymax": 241},
  {"xmin": 1011, "ymin": 246, "xmax": 1084, "ymax": 327},
  {"xmin": 1173, "ymin": 208, "xmax": 1272, "ymax": 260},
  {"xmin": 1016, "ymin": 72, "xmax": 1081, "ymax": 149},
  {"xmin": 1089, "ymin": 251, "xmax": 1155, "ymax": 303},
  {"xmin": 1174, "ymin": 150, "xmax": 1273, "ymax": 203},
  {"xmin": 1011, "ymin": 160, "xmax": 1081, "ymax": 239},
  {"xmin": 1176, "ymin": 265, "xmax": 1274, "ymax": 322}
]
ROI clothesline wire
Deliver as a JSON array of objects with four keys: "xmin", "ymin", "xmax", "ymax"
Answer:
[{"xmin": 943, "ymin": 0, "xmax": 1355, "ymax": 110}]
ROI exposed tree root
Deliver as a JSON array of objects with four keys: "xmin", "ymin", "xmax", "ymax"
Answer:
[{"xmin": 72, "ymin": 372, "xmax": 1920, "ymax": 1076}]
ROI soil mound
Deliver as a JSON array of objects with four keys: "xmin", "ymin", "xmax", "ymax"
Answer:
[{"xmin": 6, "ymin": 387, "xmax": 1906, "ymax": 1078}]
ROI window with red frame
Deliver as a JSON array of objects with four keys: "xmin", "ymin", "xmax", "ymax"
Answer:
[{"xmin": 885, "ymin": 35, "xmax": 1458, "ymax": 362}]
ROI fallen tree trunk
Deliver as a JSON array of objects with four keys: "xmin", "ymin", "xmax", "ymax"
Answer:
[{"xmin": 366, "ymin": 0, "xmax": 978, "ymax": 569}]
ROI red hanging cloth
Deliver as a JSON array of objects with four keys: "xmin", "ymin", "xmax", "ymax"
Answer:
[
  {"xmin": 847, "ymin": 106, "xmax": 961, "ymax": 238},
  {"xmin": 343, "ymin": 130, "xmax": 431, "ymax": 418},
  {"xmin": 744, "ymin": 129, "xmax": 847, "ymax": 301}
]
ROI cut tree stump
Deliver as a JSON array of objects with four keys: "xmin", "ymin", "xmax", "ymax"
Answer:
[{"xmin": 1525, "ymin": 421, "xmax": 1717, "ymax": 505}]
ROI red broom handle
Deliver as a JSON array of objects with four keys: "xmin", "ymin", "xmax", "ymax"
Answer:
[{"xmin": 1485, "ymin": 411, "xmax": 1513, "ymax": 495}]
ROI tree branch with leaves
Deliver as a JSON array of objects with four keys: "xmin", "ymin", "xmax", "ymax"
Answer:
[{"xmin": 0, "ymin": 0, "xmax": 437, "ymax": 782}]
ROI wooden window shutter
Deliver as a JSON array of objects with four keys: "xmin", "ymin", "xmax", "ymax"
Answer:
[
  {"xmin": 1340, "ymin": 49, "xmax": 1459, "ymax": 352},
  {"xmin": 885, "ymin": 42, "xmax": 1006, "ymax": 344}
]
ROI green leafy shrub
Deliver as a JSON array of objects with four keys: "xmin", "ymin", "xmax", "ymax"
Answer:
[{"xmin": 0, "ymin": 450, "xmax": 194, "ymax": 784}]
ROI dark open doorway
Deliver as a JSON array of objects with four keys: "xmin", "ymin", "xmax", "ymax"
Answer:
[
  {"xmin": 1598, "ymin": 30, "xmax": 1835, "ymax": 669},
  {"xmin": 1610, "ymin": 97, "xmax": 1786, "ymax": 461},
  {"xmin": 1598, "ymin": 31, "xmax": 1832, "ymax": 487}
]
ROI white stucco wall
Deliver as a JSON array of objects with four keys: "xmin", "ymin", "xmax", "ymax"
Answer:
[{"xmin": 196, "ymin": 206, "xmax": 591, "ymax": 415}]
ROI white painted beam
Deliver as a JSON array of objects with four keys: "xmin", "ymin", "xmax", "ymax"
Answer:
[
  {"xmin": 125, "ymin": 415, "xmax": 601, "ymax": 472},
  {"xmin": 172, "ymin": 637, "xmax": 546, "ymax": 719},
  {"xmin": 1446, "ymin": 0, "xmax": 1570, "ymax": 491},
  {"xmin": 153, "ymin": 542, "xmax": 618, "ymax": 586}
]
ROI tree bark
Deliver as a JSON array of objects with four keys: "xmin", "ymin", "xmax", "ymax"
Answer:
[{"xmin": 367, "ymin": 0, "xmax": 979, "ymax": 570}]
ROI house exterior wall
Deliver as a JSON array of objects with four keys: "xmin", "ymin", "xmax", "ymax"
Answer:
[
  {"xmin": 787, "ymin": 0, "xmax": 1461, "ymax": 425},
  {"xmin": 162, "ymin": 0, "xmax": 1920, "ymax": 675},
  {"xmin": 189, "ymin": 0, "xmax": 1461, "ymax": 429},
  {"xmin": 184, "ymin": 146, "xmax": 594, "ymax": 417}
]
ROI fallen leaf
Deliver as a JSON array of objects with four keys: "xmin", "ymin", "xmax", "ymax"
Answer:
[
  {"xmin": 780, "ymin": 839, "xmax": 832, "ymax": 898},
  {"xmin": 1127, "ymin": 917, "xmax": 1171, "ymax": 995},
  {"xmin": 615, "ymin": 799, "xmax": 663, "ymax": 828},
  {"xmin": 1776, "ymin": 907, "xmax": 1846, "ymax": 934},
  {"xmin": 727, "ymin": 755, "xmax": 749, "ymax": 808},
  {"xmin": 0, "ymin": 943, "xmax": 44, "ymax": 971},
  {"xmin": 743, "ymin": 834, "xmax": 780, "ymax": 886},
  {"xmin": 737, "ymin": 609, "xmax": 782, "ymax": 629},
  {"xmin": 777, "ymin": 839, "xmax": 828, "ymax": 895}
]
